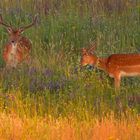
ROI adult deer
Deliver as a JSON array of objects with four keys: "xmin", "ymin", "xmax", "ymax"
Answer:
[
  {"xmin": 0, "ymin": 15, "xmax": 37, "ymax": 68},
  {"xmin": 80, "ymin": 43, "xmax": 140, "ymax": 89}
]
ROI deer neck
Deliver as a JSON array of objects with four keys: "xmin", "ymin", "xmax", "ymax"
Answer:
[
  {"xmin": 11, "ymin": 43, "xmax": 18, "ymax": 55},
  {"xmin": 96, "ymin": 57, "xmax": 108, "ymax": 71}
]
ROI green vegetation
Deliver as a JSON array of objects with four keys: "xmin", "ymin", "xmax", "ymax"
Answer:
[{"xmin": 0, "ymin": 0, "xmax": 139, "ymax": 121}]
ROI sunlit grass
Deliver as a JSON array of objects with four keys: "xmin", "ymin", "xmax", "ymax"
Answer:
[
  {"xmin": 0, "ymin": 0, "xmax": 139, "ymax": 139},
  {"xmin": 0, "ymin": 113, "xmax": 139, "ymax": 140}
]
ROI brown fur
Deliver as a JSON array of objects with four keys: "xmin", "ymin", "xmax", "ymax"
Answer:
[
  {"xmin": 81, "ymin": 47, "xmax": 140, "ymax": 89},
  {"xmin": 0, "ymin": 15, "xmax": 37, "ymax": 68}
]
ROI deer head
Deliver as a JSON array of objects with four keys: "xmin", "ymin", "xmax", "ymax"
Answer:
[
  {"xmin": 0, "ymin": 15, "xmax": 38, "ymax": 68},
  {"xmin": 0, "ymin": 15, "xmax": 37, "ymax": 45},
  {"xmin": 80, "ymin": 42, "xmax": 97, "ymax": 67}
]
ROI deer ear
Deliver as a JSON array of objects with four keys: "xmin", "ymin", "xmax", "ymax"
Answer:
[
  {"xmin": 82, "ymin": 48, "xmax": 88, "ymax": 55},
  {"xmin": 7, "ymin": 27, "xmax": 12, "ymax": 34},
  {"xmin": 19, "ymin": 28, "xmax": 24, "ymax": 33}
]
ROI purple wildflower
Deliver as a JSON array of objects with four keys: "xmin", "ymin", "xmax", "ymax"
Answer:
[
  {"xmin": 46, "ymin": 81, "xmax": 61, "ymax": 91},
  {"xmin": 43, "ymin": 68, "xmax": 53, "ymax": 78},
  {"xmin": 29, "ymin": 78, "xmax": 47, "ymax": 92},
  {"xmin": 28, "ymin": 67, "xmax": 37, "ymax": 76},
  {"xmin": 8, "ymin": 8, "xmax": 22, "ymax": 16}
]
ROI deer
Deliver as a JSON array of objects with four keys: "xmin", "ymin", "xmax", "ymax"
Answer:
[
  {"xmin": 0, "ymin": 15, "xmax": 37, "ymax": 69},
  {"xmin": 80, "ymin": 43, "xmax": 140, "ymax": 89}
]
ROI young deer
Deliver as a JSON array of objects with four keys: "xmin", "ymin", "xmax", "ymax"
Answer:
[
  {"xmin": 0, "ymin": 15, "xmax": 37, "ymax": 68},
  {"xmin": 80, "ymin": 43, "xmax": 140, "ymax": 89}
]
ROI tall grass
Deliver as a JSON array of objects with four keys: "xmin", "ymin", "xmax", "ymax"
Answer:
[
  {"xmin": 0, "ymin": 0, "xmax": 140, "ymax": 139},
  {"xmin": 0, "ymin": 113, "xmax": 139, "ymax": 140}
]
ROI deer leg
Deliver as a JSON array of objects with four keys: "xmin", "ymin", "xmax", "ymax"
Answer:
[
  {"xmin": 26, "ymin": 55, "xmax": 31, "ymax": 65},
  {"xmin": 114, "ymin": 73, "xmax": 121, "ymax": 90}
]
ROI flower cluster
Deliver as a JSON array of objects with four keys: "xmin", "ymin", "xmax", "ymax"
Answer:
[{"xmin": 29, "ymin": 67, "xmax": 69, "ymax": 93}]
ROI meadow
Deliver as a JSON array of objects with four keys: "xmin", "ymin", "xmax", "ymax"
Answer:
[{"xmin": 0, "ymin": 0, "xmax": 140, "ymax": 139}]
